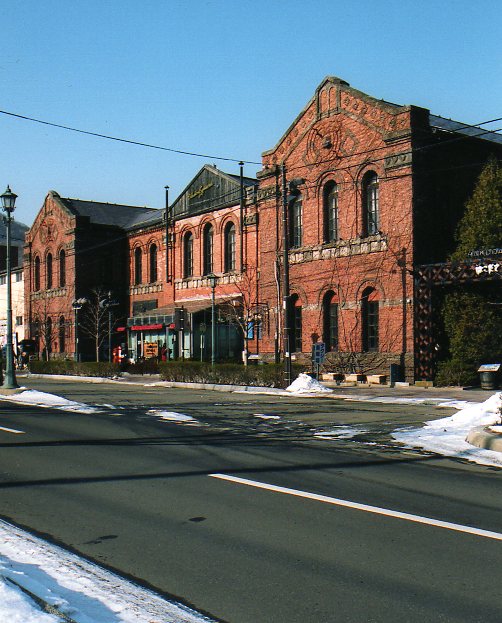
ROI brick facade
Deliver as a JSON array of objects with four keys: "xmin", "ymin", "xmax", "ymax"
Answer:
[{"xmin": 23, "ymin": 78, "xmax": 502, "ymax": 378}]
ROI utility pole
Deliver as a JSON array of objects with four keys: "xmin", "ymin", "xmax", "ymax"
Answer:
[
  {"xmin": 281, "ymin": 168, "xmax": 305, "ymax": 388},
  {"xmin": 281, "ymin": 165, "xmax": 292, "ymax": 387},
  {"xmin": 164, "ymin": 185, "xmax": 170, "ymax": 282}
]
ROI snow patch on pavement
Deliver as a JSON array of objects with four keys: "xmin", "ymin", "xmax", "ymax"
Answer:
[
  {"xmin": 254, "ymin": 414, "xmax": 281, "ymax": 420},
  {"xmin": 314, "ymin": 426, "xmax": 368, "ymax": 440},
  {"xmin": 0, "ymin": 390, "xmax": 102, "ymax": 414},
  {"xmin": 393, "ymin": 392, "xmax": 502, "ymax": 468},
  {"xmin": 146, "ymin": 409, "xmax": 200, "ymax": 425}
]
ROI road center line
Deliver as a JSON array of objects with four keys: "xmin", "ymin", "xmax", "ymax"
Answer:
[
  {"xmin": 210, "ymin": 473, "xmax": 502, "ymax": 542},
  {"xmin": 0, "ymin": 425, "xmax": 25, "ymax": 434}
]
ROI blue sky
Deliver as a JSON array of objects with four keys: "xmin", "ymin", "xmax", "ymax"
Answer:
[{"xmin": 0, "ymin": 0, "xmax": 501, "ymax": 225}]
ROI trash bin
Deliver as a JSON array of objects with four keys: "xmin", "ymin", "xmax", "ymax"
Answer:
[
  {"xmin": 389, "ymin": 363, "xmax": 402, "ymax": 386},
  {"xmin": 478, "ymin": 364, "xmax": 501, "ymax": 390}
]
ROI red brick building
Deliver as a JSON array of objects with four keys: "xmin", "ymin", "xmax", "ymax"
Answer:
[
  {"xmin": 24, "ymin": 191, "xmax": 158, "ymax": 361},
  {"xmin": 127, "ymin": 164, "xmax": 258, "ymax": 362},
  {"xmin": 254, "ymin": 77, "xmax": 502, "ymax": 380},
  {"xmin": 23, "ymin": 77, "xmax": 502, "ymax": 379}
]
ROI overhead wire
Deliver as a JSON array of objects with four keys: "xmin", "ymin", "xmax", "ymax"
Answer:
[{"xmin": 0, "ymin": 109, "xmax": 262, "ymax": 166}]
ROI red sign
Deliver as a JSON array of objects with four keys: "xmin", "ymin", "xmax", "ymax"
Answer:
[
  {"xmin": 130, "ymin": 324, "xmax": 164, "ymax": 331},
  {"xmin": 116, "ymin": 327, "xmax": 126, "ymax": 332}
]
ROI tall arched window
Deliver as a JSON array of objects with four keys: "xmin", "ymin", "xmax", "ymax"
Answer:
[
  {"xmin": 289, "ymin": 294, "xmax": 302, "ymax": 352},
  {"xmin": 362, "ymin": 171, "xmax": 379, "ymax": 236},
  {"xmin": 59, "ymin": 249, "xmax": 66, "ymax": 287},
  {"xmin": 149, "ymin": 244, "xmax": 158, "ymax": 283},
  {"xmin": 224, "ymin": 222, "xmax": 236, "ymax": 272},
  {"xmin": 362, "ymin": 287, "xmax": 379, "ymax": 352},
  {"xmin": 322, "ymin": 291, "xmax": 338, "ymax": 351},
  {"xmin": 289, "ymin": 194, "xmax": 303, "ymax": 248},
  {"xmin": 59, "ymin": 316, "xmax": 66, "ymax": 353},
  {"xmin": 46, "ymin": 253, "xmax": 53, "ymax": 289},
  {"xmin": 323, "ymin": 182, "xmax": 338, "ymax": 243},
  {"xmin": 34, "ymin": 256, "xmax": 41, "ymax": 291},
  {"xmin": 203, "ymin": 224, "xmax": 214, "ymax": 275},
  {"xmin": 183, "ymin": 232, "xmax": 194, "ymax": 278},
  {"xmin": 134, "ymin": 247, "xmax": 142, "ymax": 285}
]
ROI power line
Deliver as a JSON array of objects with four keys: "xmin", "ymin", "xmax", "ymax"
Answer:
[
  {"xmin": 3, "ymin": 104, "xmax": 499, "ymax": 178},
  {"xmin": 0, "ymin": 109, "xmax": 262, "ymax": 166}
]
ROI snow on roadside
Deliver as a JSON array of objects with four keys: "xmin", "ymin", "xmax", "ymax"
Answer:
[
  {"xmin": 0, "ymin": 520, "xmax": 214, "ymax": 623},
  {"xmin": 0, "ymin": 390, "xmax": 102, "ymax": 414},
  {"xmin": 0, "ymin": 578, "xmax": 59, "ymax": 622},
  {"xmin": 286, "ymin": 373, "xmax": 333, "ymax": 394},
  {"xmin": 393, "ymin": 392, "xmax": 502, "ymax": 468}
]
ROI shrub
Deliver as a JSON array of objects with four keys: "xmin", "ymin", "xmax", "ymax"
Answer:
[
  {"xmin": 158, "ymin": 361, "xmax": 304, "ymax": 388},
  {"xmin": 28, "ymin": 360, "xmax": 120, "ymax": 377},
  {"xmin": 435, "ymin": 359, "xmax": 478, "ymax": 387}
]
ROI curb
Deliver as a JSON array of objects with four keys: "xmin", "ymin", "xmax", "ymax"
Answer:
[{"xmin": 466, "ymin": 426, "xmax": 502, "ymax": 452}]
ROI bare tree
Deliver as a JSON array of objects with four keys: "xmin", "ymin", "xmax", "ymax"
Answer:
[
  {"xmin": 78, "ymin": 288, "xmax": 112, "ymax": 362},
  {"xmin": 218, "ymin": 268, "xmax": 265, "ymax": 366},
  {"xmin": 31, "ymin": 293, "xmax": 64, "ymax": 361}
]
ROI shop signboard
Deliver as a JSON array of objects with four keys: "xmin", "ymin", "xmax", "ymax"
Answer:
[{"xmin": 144, "ymin": 342, "xmax": 159, "ymax": 358}]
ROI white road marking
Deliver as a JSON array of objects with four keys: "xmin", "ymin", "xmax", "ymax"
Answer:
[
  {"xmin": 210, "ymin": 473, "xmax": 502, "ymax": 542},
  {"xmin": 0, "ymin": 425, "xmax": 25, "ymax": 434}
]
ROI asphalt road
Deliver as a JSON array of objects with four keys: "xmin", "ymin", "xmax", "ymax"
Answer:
[{"xmin": 0, "ymin": 377, "xmax": 501, "ymax": 622}]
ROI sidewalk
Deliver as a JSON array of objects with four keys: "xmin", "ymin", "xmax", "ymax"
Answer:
[{"xmin": 14, "ymin": 370, "xmax": 493, "ymax": 403}]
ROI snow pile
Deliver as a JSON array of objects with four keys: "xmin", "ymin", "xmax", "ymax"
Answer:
[
  {"xmin": 0, "ymin": 519, "xmax": 214, "ymax": 623},
  {"xmin": 286, "ymin": 373, "xmax": 333, "ymax": 394},
  {"xmin": 393, "ymin": 392, "xmax": 502, "ymax": 468},
  {"xmin": 0, "ymin": 390, "xmax": 102, "ymax": 414}
]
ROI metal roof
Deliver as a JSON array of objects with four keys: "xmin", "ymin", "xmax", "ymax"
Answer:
[
  {"xmin": 429, "ymin": 115, "xmax": 502, "ymax": 145},
  {"xmin": 58, "ymin": 198, "xmax": 161, "ymax": 230}
]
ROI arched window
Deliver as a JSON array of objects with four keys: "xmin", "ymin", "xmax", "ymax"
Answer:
[
  {"xmin": 59, "ymin": 249, "xmax": 66, "ymax": 287},
  {"xmin": 322, "ymin": 291, "xmax": 338, "ymax": 351},
  {"xmin": 34, "ymin": 256, "xmax": 41, "ymax": 291},
  {"xmin": 59, "ymin": 316, "xmax": 66, "ymax": 353},
  {"xmin": 224, "ymin": 222, "xmax": 236, "ymax": 272},
  {"xmin": 362, "ymin": 287, "xmax": 379, "ymax": 352},
  {"xmin": 149, "ymin": 244, "xmax": 158, "ymax": 283},
  {"xmin": 290, "ymin": 294, "xmax": 302, "ymax": 353},
  {"xmin": 362, "ymin": 172, "xmax": 379, "ymax": 236},
  {"xmin": 183, "ymin": 232, "xmax": 194, "ymax": 278},
  {"xmin": 288, "ymin": 194, "xmax": 303, "ymax": 248},
  {"xmin": 323, "ymin": 182, "xmax": 338, "ymax": 243},
  {"xmin": 134, "ymin": 247, "xmax": 142, "ymax": 285},
  {"xmin": 203, "ymin": 224, "xmax": 214, "ymax": 275},
  {"xmin": 46, "ymin": 253, "xmax": 53, "ymax": 289}
]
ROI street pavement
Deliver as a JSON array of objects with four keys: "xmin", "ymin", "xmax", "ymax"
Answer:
[{"xmin": 0, "ymin": 376, "xmax": 501, "ymax": 622}]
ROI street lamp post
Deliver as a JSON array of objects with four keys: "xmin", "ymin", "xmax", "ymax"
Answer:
[
  {"xmin": 207, "ymin": 273, "xmax": 218, "ymax": 367},
  {"xmin": 72, "ymin": 298, "xmax": 87, "ymax": 362},
  {"xmin": 100, "ymin": 291, "xmax": 119, "ymax": 362},
  {"xmin": 1, "ymin": 186, "xmax": 19, "ymax": 389}
]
